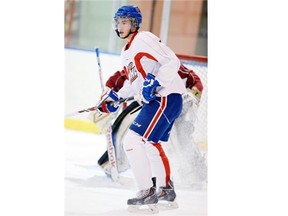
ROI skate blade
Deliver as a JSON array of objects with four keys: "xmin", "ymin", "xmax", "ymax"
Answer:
[
  {"xmin": 128, "ymin": 204, "xmax": 159, "ymax": 214},
  {"xmin": 157, "ymin": 200, "xmax": 179, "ymax": 210}
]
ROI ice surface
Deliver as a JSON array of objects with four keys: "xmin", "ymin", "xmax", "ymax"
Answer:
[{"xmin": 65, "ymin": 129, "xmax": 207, "ymax": 215}]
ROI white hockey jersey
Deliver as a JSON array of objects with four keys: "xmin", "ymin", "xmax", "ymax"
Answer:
[{"xmin": 117, "ymin": 31, "xmax": 186, "ymax": 99}]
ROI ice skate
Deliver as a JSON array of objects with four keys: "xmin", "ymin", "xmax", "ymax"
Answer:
[
  {"xmin": 127, "ymin": 186, "xmax": 159, "ymax": 214},
  {"xmin": 157, "ymin": 180, "xmax": 179, "ymax": 210}
]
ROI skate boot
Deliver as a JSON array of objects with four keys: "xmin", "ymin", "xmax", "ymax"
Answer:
[
  {"xmin": 157, "ymin": 180, "xmax": 178, "ymax": 209},
  {"xmin": 127, "ymin": 178, "xmax": 159, "ymax": 214}
]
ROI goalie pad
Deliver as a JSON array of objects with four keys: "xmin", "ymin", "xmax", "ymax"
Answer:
[
  {"xmin": 97, "ymin": 101, "xmax": 142, "ymax": 173},
  {"xmin": 87, "ymin": 110, "xmax": 113, "ymax": 134}
]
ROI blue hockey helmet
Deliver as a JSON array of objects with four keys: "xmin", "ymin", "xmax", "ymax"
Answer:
[{"xmin": 113, "ymin": 5, "xmax": 142, "ymax": 29}]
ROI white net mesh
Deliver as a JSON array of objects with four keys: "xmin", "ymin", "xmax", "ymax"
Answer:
[
  {"xmin": 163, "ymin": 55, "xmax": 208, "ymax": 188},
  {"xmin": 178, "ymin": 55, "xmax": 208, "ymax": 151}
]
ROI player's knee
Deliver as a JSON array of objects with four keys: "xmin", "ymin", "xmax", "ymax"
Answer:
[{"xmin": 123, "ymin": 129, "xmax": 143, "ymax": 152}]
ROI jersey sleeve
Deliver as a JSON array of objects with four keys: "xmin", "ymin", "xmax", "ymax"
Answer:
[
  {"xmin": 178, "ymin": 64, "xmax": 203, "ymax": 92},
  {"xmin": 105, "ymin": 70, "xmax": 128, "ymax": 92}
]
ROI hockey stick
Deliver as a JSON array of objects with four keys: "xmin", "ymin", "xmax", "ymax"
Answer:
[
  {"xmin": 95, "ymin": 47, "xmax": 120, "ymax": 181},
  {"xmin": 64, "ymin": 96, "xmax": 135, "ymax": 118},
  {"xmin": 95, "ymin": 47, "xmax": 105, "ymax": 93}
]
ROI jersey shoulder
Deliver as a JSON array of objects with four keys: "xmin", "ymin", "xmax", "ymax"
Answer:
[{"xmin": 136, "ymin": 31, "xmax": 161, "ymax": 43}]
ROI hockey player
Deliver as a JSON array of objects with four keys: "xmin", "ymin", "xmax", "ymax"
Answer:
[{"xmin": 96, "ymin": 5, "xmax": 198, "ymax": 213}]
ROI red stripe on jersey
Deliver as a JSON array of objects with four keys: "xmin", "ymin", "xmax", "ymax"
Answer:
[
  {"xmin": 134, "ymin": 52, "xmax": 158, "ymax": 79},
  {"xmin": 143, "ymin": 97, "xmax": 167, "ymax": 139}
]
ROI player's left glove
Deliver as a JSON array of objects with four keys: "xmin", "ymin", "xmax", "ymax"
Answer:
[
  {"xmin": 141, "ymin": 73, "xmax": 160, "ymax": 103},
  {"xmin": 98, "ymin": 89, "xmax": 122, "ymax": 113}
]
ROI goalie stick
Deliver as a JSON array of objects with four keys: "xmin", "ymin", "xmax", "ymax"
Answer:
[
  {"xmin": 94, "ymin": 48, "xmax": 122, "ymax": 182},
  {"xmin": 64, "ymin": 96, "xmax": 135, "ymax": 118},
  {"xmin": 95, "ymin": 47, "xmax": 105, "ymax": 93}
]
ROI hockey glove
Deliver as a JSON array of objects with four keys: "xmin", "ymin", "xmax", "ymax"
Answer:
[
  {"xmin": 141, "ymin": 73, "xmax": 160, "ymax": 103},
  {"xmin": 98, "ymin": 89, "xmax": 122, "ymax": 113}
]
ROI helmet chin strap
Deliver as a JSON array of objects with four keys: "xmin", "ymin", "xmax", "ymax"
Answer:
[{"xmin": 115, "ymin": 27, "xmax": 138, "ymax": 39}]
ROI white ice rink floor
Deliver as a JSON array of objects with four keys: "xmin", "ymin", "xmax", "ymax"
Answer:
[{"xmin": 65, "ymin": 129, "xmax": 207, "ymax": 216}]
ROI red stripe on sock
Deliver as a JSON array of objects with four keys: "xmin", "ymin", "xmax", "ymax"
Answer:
[{"xmin": 153, "ymin": 143, "xmax": 170, "ymax": 186}]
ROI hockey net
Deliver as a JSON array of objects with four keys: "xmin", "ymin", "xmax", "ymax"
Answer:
[
  {"xmin": 177, "ymin": 54, "xmax": 208, "ymax": 151},
  {"xmin": 163, "ymin": 54, "xmax": 208, "ymax": 188}
]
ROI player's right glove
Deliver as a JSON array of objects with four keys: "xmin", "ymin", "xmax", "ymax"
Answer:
[
  {"xmin": 141, "ymin": 73, "xmax": 160, "ymax": 103},
  {"xmin": 98, "ymin": 89, "xmax": 122, "ymax": 113}
]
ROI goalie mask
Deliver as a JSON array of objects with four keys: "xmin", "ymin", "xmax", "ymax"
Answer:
[{"xmin": 113, "ymin": 5, "xmax": 142, "ymax": 39}]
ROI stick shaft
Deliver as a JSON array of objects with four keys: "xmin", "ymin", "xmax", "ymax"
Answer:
[
  {"xmin": 95, "ymin": 47, "xmax": 105, "ymax": 93},
  {"xmin": 64, "ymin": 96, "xmax": 135, "ymax": 118}
]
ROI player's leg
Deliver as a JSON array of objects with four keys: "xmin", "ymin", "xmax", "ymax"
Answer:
[
  {"xmin": 123, "ymin": 94, "xmax": 182, "ymax": 207},
  {"xmin": 143, "ymin": 119, "xmax": 174, "ymax": 189},
  {"xmin": 141, "ymin": 94, "xmax": 182, "ymax": 207},
  {"xmin": 122, "ymin": 129, "xmax": 158, "ymax": 210},
  {"xmin": 145, "ymin": 133, "xmax": 178, "ymax": 207},
  {"xmin": 123, "ymin": 130, "xmax": 153, "ymax": 190}
]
